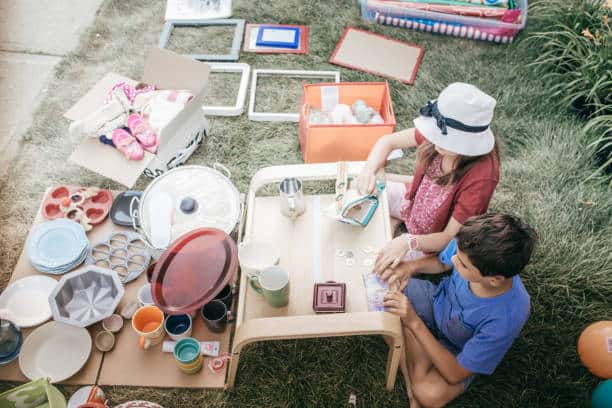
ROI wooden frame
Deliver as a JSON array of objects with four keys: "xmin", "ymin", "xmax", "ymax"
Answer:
[
  {"xmin": 226, "ymin": 162, "xmax": 403, "ymax": 391},
  {"xmin": 159, "ymin": 19, "xmax": 245, "ymax": 61},
  {"xmin": 248, "ymin": 69, "xmax": 340, "ymax": 122},
  {"xmin": 202, "ymin": 63, "xmax": 250, "ymax": 116}
]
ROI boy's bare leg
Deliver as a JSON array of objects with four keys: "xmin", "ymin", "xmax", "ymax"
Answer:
[
  {"xmin": 411, "ymin": 367, "xmax": 465, "ymax": 408},
  {"xmin": 402, "ymin": 326, "xmax": 435, "ymax": 408}
]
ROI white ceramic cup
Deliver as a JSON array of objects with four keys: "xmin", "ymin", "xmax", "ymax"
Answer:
[
  {"xmin": 137, "ymin": 283, "xmax": 154, "ymax": 307},
  {"xmin": 238, "ymin": 240, "xmax": 280, "ymax": 278}
]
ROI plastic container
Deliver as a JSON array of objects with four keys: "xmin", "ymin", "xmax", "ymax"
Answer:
[
  {"xmin": 299, "ymin": 82, "xmax": 396, "ymax": 163},
  {"xmin": 360, "ymin": 0, "xmax": 528, "ymax": 44}
]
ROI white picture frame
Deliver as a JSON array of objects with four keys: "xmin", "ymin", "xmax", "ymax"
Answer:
[
  {"xmin": 248, "ymin": 69, "xmax": 340, "ymax": 122},
  {"xmin": 159, "ymin": 19, "xmax": 245, "ymax": 61},
  {"xmin": 202, "ymin": 63, "xmax": 250, "ymax": 116}
]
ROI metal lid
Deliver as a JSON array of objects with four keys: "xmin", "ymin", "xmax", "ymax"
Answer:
[
  {"xmin": 140, "ymin": 165, "xmax": 240, "ymax": 244},
  {"xmin": 151, "ymin": 228, "xmax": 237, "ymax": 315}
]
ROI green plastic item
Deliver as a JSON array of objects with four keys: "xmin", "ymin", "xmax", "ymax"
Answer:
[{"xmin": 0, "ymin": 378, "xmax": 66, "ymax": 408}]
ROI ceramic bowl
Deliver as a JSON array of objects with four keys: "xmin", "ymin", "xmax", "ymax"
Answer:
[
  {"xmin": 173, "ymin": 337, "xmax": 200, "ymax": 364},
  {"xmin": 102, "ymin": 314, "xmax": 124, "ymax": 333},
  {"xmin": 95, "ymin": 331, "xmax": 115, "ymax": 352}
]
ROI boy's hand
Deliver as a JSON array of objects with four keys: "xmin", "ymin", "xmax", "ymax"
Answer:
[
  {"xmin": 384, "ymin": 291, "xmax": 419, "ymax": 328},
  {"xmin": 378, "ymin": 260, "xmax": 418, "ymax": 291},
  {"xmin": 374, "ymin": 235, "xmax": 411, "ymax": 274}
]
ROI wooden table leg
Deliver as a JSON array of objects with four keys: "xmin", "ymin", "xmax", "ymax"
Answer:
[
  {"xmin": 385, "ymin": 334, "xmax": 403, "ymax": 391},
  {"xmin": 225, "ymin": 349, "xmax": 240, "ymax": 389}
]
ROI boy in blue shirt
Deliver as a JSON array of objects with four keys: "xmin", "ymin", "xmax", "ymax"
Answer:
[{"xmin": 381, "ymin": 213, "xmax": 537, "ymax": 408}]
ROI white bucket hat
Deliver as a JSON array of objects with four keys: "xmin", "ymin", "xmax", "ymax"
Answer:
[{"xmin": 413, "ymin": 83, "xmax": 496, "ymax": 157}]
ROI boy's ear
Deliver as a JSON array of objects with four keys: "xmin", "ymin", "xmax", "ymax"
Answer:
[{"xmin": 487, "ymin": 275, "xmax": 507, "ymax": 287}]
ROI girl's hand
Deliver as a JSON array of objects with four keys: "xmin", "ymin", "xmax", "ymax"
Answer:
[
  {"xmin": 357, "ymin": 166, "xmax": 377, "ymax": 196},
  {"xmin": 374, "ymin": 235, "xmax": 411, "ymax": 274},
  {"xmin": 384, "ymin": 291, "xmax": 419, "ymax": 327}
]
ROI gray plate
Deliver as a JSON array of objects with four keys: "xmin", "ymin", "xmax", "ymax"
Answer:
[{"xmin": 49, "ymin": 265, "xmax": 125, "ymax": 328}]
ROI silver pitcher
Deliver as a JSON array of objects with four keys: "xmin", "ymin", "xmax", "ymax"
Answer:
[{"xmin": 279, "ymin": 178, "xmax": 305, "ymax": 219}]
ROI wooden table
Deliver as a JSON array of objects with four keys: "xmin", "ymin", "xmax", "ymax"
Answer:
[
  {"xmin": 227, "ymin": 163, "xmax": 403, "ymax": 391},
  {"xmin": 0, "ymin": 189, "xmax": 232, "ymax": 389}
]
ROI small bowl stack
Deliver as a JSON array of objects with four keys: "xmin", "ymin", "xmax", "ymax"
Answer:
[
  {"xmin": 173, "ymin": 338, "xmax": 203, "ymax": 374},
  {"xmin": 27, "ymin": 219, "xmax": 89, "ymax": 274}
]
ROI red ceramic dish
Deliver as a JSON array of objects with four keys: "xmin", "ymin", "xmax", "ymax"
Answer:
[{"xmin": 151, "ymin": 228, "xmax": 237, "ymax": 315}]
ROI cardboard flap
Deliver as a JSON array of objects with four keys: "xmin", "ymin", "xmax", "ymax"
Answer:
[
  {"xmin": 70, "ymin": 138, "xmax": 154, "ymax": 187},
  {"xmin": 64, "ymin": 73, "xmax": 136, "ymax": 121},
  {"xmin": 142, "ymin": 48, "xmax": 210, "ymax": 94}
]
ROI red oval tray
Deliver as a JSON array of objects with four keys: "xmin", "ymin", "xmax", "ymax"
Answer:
[{"xmin": 151, "ymin": 228, "xmax": 237, "ymax": 315}]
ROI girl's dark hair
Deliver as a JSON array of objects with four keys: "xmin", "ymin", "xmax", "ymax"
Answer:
[
  {"xmin": 416, "ymin": 136, "xmax": 500, "ymax": 185},
  {"xmin": 456, "ymin": 213, "xmax": 538, "ymax": 278}
]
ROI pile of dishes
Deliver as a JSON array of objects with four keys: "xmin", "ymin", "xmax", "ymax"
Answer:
[{"xmin": 27, "ymin": 219, "xmax": 89, "ymax": 274}]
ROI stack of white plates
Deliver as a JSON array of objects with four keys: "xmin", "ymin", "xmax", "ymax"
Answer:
[{"xmin": 27, "ymin": 219, "xmax": 89, "ymax": 274}]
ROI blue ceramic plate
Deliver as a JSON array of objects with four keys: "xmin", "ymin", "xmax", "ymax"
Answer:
[{"xmin": 27, "ymin": 219, "xmax": 88, "ymax": 273}]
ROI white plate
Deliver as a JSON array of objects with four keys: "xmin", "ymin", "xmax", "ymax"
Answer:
[
  {"xmin": 0, "ymin": 275, "xmax": 58, "ymax": 327},
  {"xmin": 19, "ymin": 321, "xmax": 91, "ymax": 383}
]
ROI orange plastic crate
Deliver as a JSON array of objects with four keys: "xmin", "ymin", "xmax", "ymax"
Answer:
[{"xmin": 299, "ymin": 82, "xmax": 396, "ymax": 163}]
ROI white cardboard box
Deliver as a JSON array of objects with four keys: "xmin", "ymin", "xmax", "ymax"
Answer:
[{"xmin": 64, "ymin": 48, "xmax": 210, "ymax": 187}]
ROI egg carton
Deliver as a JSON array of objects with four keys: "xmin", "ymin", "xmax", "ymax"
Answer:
[{"xmin": 86, "ymin": 232, "xmax": 151, "ymax": 284}]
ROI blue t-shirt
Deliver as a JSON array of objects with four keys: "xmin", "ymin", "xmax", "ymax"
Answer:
[{"xmin": 433, "ymin": 240, "xmax": 531, "ymax": 375}]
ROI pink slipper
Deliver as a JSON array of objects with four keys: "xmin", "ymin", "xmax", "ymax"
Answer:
[
  {"xmin": 127, "ymin": 114, "xmax": 158, "ymax": 153},
  {"xmin": 112, "ymin": 128, "xmax": 144, "ymax": 160}
]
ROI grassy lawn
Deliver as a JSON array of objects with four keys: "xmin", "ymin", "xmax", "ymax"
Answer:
[{"xmin": 0, "ymin": 0, "xmax": 610, "ymax": 406}]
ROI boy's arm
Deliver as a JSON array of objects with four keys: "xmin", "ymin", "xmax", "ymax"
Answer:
[{"xmin": 384, "ymin": 291, "xmax": 472, "ymax": 385}]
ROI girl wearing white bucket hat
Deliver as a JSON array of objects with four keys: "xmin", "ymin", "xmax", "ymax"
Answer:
[{"xmin": 357, "ymin": 83, "xmax": 500, "ymax": 272}]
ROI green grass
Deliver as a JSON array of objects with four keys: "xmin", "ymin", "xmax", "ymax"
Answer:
[{"xmin": 0, "ymin": 0, "xmax": 611, "ymax": 407}]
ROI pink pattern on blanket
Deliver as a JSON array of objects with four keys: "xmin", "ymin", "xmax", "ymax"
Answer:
[{"xmin": 107, "ymin": 82, "xmax": 156, "ymax": 104}]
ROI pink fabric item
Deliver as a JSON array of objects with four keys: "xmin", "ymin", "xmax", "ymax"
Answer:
[
  {"xmin": 107, "ymin": 82, "xmax": 156, "ymax": 104},
  {"xmin": 401, "ymin": 155, "xmax": 458, "ymax": 235},
  {"xmin": 387, "ymin": 181, "xmax": 410, "ymax": 220}
]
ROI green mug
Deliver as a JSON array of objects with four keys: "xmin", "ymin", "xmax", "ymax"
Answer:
[{"xmin": 249, "ymin": 266, "xmax": 290, "ymax": 307}]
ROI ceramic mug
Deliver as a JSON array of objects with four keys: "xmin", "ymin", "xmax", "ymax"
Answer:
[
  {"xmin": 164, "ymin": 314, "xmax": 192, "ymax": 341},
  {"xmin": 249, "ymin": 266, "xmax": 290, "ymax": 307},
  {"xmin": 131, "ymin": 305, "xmax": 165, "ymax": 350},
  {"xmin": 201, "ymin": 300, "xmax": 230, "ymax": 333},
  {"xmin": 137, "ymin": 283, "xmax": 154, "ymax": 307},
  {"xmin": 238, "ymin": 240, "xmax": 280, "ymax": 279},
  {"xmin": 212, "ymin": 284, "xmax": 233, "ymax": 309}
]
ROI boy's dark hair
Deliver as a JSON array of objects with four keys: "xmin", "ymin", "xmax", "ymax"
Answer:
[{"xmin": 456, "ymin": 213, "xmax": 538, "ymax": 278}]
